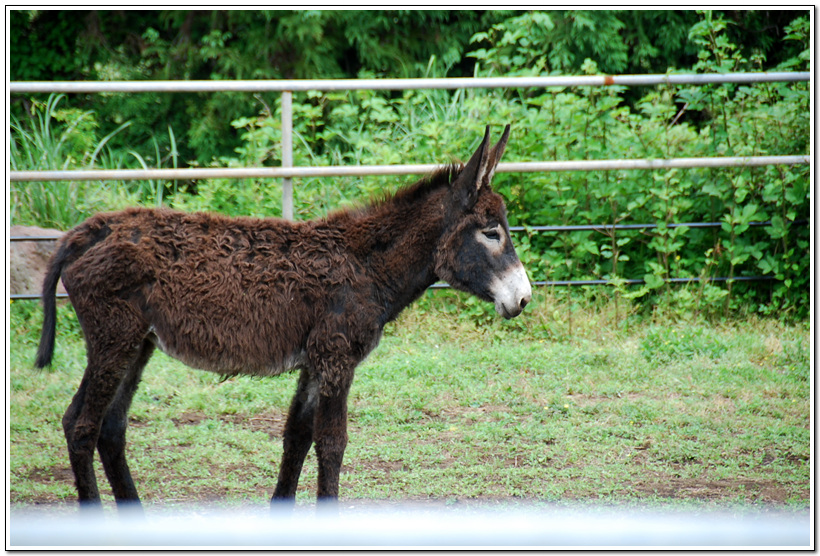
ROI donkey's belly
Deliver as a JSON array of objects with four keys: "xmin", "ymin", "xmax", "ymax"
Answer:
[{"xmin": 147, "ymin": 329, "xmax": 308, "ymax": 377}]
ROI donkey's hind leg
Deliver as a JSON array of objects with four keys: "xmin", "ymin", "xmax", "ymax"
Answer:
[
  {"xmin": 97, "ymin": 338, "xmax": 154, "ymax": 514},
  {"xmin": 63, "ymin": 311, "xmax": 149, "ymax": 513},
  {"xmin": 62, "ymin": 374, "xmax": 97, "ymax": 509},
  {"xmin": 271, "ymin": 367, "xmax": 318, "ymax": 508}
]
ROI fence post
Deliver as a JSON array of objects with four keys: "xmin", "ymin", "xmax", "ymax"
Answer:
[{"xmin": 281, "ymin": 91, "xmax": 294, "ymax": 220}]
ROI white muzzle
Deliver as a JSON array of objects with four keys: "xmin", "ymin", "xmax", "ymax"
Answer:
[{"xmin": 490, "ymin": 263, "xmax": 532, "ymax": 319}]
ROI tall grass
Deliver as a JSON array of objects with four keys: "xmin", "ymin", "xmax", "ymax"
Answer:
[
  {"xmin": 11, "ymin": 95, "xmax": 87, "ymax": 228},
  {"xmin": 9, "ymin": 94, "xmax": 177, "ymax": 230}
]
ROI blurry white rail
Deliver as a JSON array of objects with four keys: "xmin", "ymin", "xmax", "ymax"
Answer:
[
  {"xmin": 8, "ymin": 155, "xmax": 810, "ymax": 182},
  {"xmin": 8, "ymin": 506, "xmax": 811, "ymax": 549},
  {"xmin": 8, "ymin": 72, "xmax": 810, "ymax": 93}
]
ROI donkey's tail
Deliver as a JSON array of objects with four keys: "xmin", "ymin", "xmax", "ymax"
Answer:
[
  {"xmin": 35, "ymin": 240, "xmax": 72, "ymax": 369},
  {"xmin": 35, "ymin": 215, "xmax": 113, "ymax": 368}
]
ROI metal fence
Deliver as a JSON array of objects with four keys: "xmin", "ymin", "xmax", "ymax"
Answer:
[{"xmin": 9, "ymin": 72, "xmax": 811, "ymax": 299}]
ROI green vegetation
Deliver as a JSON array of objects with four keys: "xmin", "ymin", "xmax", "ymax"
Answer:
[
  {"xmin": 9, "ymin": 10, "xmax": 810, "ymax": 318},
  {"xmin": 9, "ymin": 10, "xmax": 806, "ymax": 165},
  {"xmin": 9, "ymin": 295, "xmax": 810, "ymax": 509}
]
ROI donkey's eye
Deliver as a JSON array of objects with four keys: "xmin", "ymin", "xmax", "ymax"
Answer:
[{"xmin": 482, "ymin": 229, "xmax": 501, "ymax": 241}]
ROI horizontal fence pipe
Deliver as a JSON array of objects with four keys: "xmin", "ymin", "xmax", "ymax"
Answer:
[
  {"xmin": 500, "ymin": 156, "xmax": 810, "ymax": 172},
  {"xmin": 8, "ymin": 155, "xmax": 809, "ymax": 183},
  {"xmin": 508, "ymin": 219, "xmax": 809, "ymax": 233},
  {"xmin": 9, "ymin": 220, "xmax": 809, "ymax": 243},
  {"xmin": 9, "ymin": 235, "xmax": 64, "ymax": 242},
  {"xmin": 8, "ymin": 164, "xmax": 439, "ymax": 182},
  {"xmin": 10, "ymin": 293, "xmax": 69, "ymax": 301},
  {"xmin": 9, "ymin": 275, "xmax": 776, "ymax": 300},
  {"xmin": 530, "ymin": 276, "xmax": 775, "ymax": 287},
  {"xmin": 427, "ymin": 276, "xmax": 774, "ymax": 289},
  {"xmin": 9, "ymin": 72, "xmax": 810, "ymax": 94}
]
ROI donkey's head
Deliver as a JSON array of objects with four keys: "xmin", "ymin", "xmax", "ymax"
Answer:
[{"xmin": 434, "ymin": 125, "xmax": 532, "ymax": 319}]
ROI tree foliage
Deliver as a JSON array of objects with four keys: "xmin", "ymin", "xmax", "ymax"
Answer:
[
  {"xmin": 11, "ymin": 9, "xmax": 806, "ymax": 164},
  {"xmin": 11, "ymin": 10, "xmax": 512, "ymax": 163}
]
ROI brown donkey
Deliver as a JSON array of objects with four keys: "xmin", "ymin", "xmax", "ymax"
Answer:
[{"xmin": 36, "ymin": 124, "xmax": 532, "ymax": 513}]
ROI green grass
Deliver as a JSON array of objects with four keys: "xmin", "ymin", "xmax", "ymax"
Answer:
[{"xmin": 8, "ymin": 293, "xmax": 811, "ymax": 512}]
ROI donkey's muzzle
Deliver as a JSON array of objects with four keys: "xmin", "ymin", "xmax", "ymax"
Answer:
[{"xmin": 491, "ymin": 263, "xmax": 532, "ymax": 319}]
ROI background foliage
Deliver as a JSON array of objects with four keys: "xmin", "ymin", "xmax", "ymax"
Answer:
[
  {"xmin": 10, "ymin": 10, "xmax": 806, "ymax": 165},
  {"xmin": 9, "ymin": 9, "xmax": 811, "ymax": 320}
]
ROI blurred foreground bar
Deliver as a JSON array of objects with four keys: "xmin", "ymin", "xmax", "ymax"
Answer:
[{"xmin": 9, "ymin": 504, "xmax": 811, "ymax": 549}]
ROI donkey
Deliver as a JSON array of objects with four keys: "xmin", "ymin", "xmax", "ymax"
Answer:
[{"xmin": 35, "ymin": 124, "xmax": 531, "ymax": 513}]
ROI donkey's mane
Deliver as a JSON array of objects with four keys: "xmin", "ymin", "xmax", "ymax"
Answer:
[
  {"xmin": 330, "ymin": 162, "xmax": 463, "ymax": 221},
  {"xmin": 387, "ymin": 162, "xmax": 463, "ymax": 207}
]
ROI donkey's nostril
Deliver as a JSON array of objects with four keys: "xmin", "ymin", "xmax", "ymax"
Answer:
[{"xmin": 519, "ymin": 295, "xmax": 530, "ymax": 310}]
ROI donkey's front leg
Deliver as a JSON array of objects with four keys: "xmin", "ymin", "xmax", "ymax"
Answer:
[
  {"xmin": 313, "ymin": 386, "xmax": 350, "ymax": 507},
  {"xmin": 271, "ymin": 368, "xmax": 318, "ymax": 509},
  {"xmin": 305, "ymin": 312, "xmax": 373, "ymax": 511}
]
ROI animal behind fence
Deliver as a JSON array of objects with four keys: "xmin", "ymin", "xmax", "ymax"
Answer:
[{"xmin": 36, "ymin": 123, "xmax": 531, "ymax": 513}]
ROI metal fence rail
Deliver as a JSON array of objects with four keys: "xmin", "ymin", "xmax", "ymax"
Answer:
[
  {"xmin": 9, "ymin": 72, "xmax": 810, "ymax": 300},
  {"xmin": 9, "ymin": 275, "xmax": 777, "ymax": 301},
  {"xmin": 8, "ymin": 71, "xmax": 810, "ymax": 94},
  {"xmin": 9, "ymin": 155, "xmax": 809, "ymax": 183},
  {"xmin": 10, "ymin": 219, "xmax": 809, "ymax": 242}
]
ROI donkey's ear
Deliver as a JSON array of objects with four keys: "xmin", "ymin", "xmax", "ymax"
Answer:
[
  {"xmin": 451, "ymin": 125, "xmax": 492, "ymax": 211},
  {"xmin": 485, "ymin": 124, "xmax": 511, "ymax": 186}
]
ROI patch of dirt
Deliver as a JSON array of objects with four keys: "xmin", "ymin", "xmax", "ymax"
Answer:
[
  {"xmin": 565, "ymin": 392, "xmax": 651, "ymax": 405},
  {"xmin": 222, "ymin": 411, "xmax": 287, "ymax": 439},
  {"xmin": 342, "ymin": 458, "xmax": 408, "ymax": 475},
  {"xmin": 170, "ymin": 411, "xmax": 208, "ymax": 427},
  {"xmin": 194, "ymin": 485, "xmax": 234, "ymax": 500},
  {"xmin": 168, "ymin": 410, "xmax": 287, "ymax": 439},
  {"xmin": 338, "ymin": 495, "xmax": 537, "ymax": 511},
  {"xmin": 24, "ymin": 466, "xmax": 74, "ymax": 484},
  {"xmin": 625, "ymin": 475, "xmax": 790, "ymax": 504},
  {"xmin": 12, "ymin": 467, "xmax": 76, "ymax": 505},
  {"xmin": 128, "ymin": 415, "xmax": 150, "ymax": 427},
  {"xmin": 416, "ymin": 404, "xmax": 517, "ymax": 424}
]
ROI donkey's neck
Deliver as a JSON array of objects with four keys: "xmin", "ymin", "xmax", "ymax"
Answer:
[{"xmin": 338, "ymin": 186, "xmax": 449, "ymax": 325}]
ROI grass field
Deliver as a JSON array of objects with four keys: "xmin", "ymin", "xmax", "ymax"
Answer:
[{"xmin": 8, "ymin": 291, "xmax": 812, "ymax": 513}]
